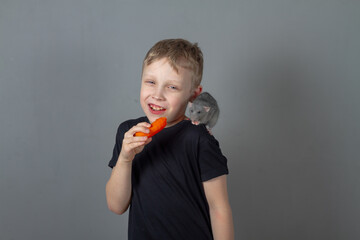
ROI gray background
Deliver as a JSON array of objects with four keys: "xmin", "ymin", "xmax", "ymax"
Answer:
[{"xmin": 1, "ymin": 0, "xmax": 359, "ymax": 239}]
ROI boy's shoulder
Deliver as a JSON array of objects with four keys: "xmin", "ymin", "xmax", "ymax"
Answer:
[
  {"xmin": 185, "ymin": 121, "xmax": 207, "ymax": 134},
  {"xmin": 180, "ymin": 120, "xmax": 217, "ymax": 141}
]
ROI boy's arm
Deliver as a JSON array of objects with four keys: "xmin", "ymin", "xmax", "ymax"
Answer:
[
  {"xmin": 106, "ymin": 122, "xmax": 151, "ymax": 215},
  {"xmin": 106, "ymin": 160, "xmax": 133, "ymax": 215},
  {"xmin": 203, "ymin": 175, "xmax": 234, "ymax": 240}
]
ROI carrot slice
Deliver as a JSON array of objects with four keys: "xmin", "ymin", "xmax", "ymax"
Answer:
[{"xmin": 135, "ymin": 117, "xmax": 167, "ymax": 137}]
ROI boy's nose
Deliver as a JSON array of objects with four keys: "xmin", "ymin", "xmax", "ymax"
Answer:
[{"xmin": 152, "ymin": 88, "xmax": 165, "ymax": 100}]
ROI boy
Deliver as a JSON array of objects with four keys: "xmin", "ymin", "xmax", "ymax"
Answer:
[{"xmin": 106, "ymin": 39, "xmax": 234, "ymax": 240}]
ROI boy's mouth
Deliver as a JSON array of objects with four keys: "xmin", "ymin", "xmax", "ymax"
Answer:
[{"xmin": 148, "ymin": 104, "xmax": 166, "ymax": 114}]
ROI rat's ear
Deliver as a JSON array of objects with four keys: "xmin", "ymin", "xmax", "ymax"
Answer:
[
  {"xmin": 203, "ymin": 106, "xmax": 211, "ymax": 112},
  {"xmin": 188, "ymin": 102, "xmax": 193, "ymax": 108},
  {"xmin": 189, "ymin": 85, "xmax": 202, "ymax": 102}
]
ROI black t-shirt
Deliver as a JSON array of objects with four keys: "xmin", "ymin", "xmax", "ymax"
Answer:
[{"xmin": 109, "ymin": 117, "xmax": 228, "ymax": 240}]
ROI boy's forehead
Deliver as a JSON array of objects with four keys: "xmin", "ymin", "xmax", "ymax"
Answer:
[
  {"xmin": 143, "ymin": 59, "xmax": 193, "ymax": 80},
  {"xmin": 144, "ymin": 57, "xmax": 192, "ymax": 73},
  {"xmin": 144, "ymin": 57, "xmax": 172, "ymax": 70}
]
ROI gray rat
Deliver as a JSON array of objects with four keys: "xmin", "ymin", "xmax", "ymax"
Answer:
[{"xmin": 188, "ymin": 92, "xmax": 219, "ymax": 130}]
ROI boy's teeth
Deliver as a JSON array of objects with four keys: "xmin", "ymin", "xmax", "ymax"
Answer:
[{"xmin": 150, "ymin": 104, "xmax": 164, "ymax": 111}]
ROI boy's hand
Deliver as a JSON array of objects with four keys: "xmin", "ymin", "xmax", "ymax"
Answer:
[{"xmin": 119, "ymin": 122, "xmax": 152, "ymax": 162}]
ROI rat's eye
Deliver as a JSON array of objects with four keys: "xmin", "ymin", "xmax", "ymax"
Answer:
[
  {"xmin": 197, "ymin": 111, "xmax": 201, "ymax": 114},
  {"xmin": 190, "ymin": 110, "xmax": 193, "ymax": 113}
]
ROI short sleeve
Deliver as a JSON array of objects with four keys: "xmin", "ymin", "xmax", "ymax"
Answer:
[
  {"xmin": 108, "ymin": 122, "xmax": 129, "ymax": 168},
  {"xmin": 198, "ymin": 133, "xmax": 229, "ymax": 182}
]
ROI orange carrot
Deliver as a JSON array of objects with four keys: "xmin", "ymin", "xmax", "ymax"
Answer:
[{"xmin": 135, "ymin": 117, "xmax": 167, "ymax": 137}]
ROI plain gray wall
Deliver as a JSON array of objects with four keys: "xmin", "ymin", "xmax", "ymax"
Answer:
[{"xmin": 1, "ymin": 0, "xmax": 359, "ymax": 239}]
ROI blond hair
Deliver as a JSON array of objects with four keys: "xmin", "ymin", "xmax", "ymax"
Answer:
[{"xmin": 143, "ymin": 39, "xmax": 203, "ymax": 89}]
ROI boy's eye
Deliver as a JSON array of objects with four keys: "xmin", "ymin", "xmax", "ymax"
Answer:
[
  {"xmin": 145, "ymin": 80, "xmax": 155, "ymax": 85},
  {"xmin": 168, "ymin": 86, "xmax": 178, "ymax": 90}
]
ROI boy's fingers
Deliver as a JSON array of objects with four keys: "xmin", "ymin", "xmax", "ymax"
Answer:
[
  {"xmin": 122, "ymin": 139, "xmax": 145, "ymax": 152},
  {"xmin": 124, "ymin": 129, "xmax": 145, "ymax": 138},
  {"xmin": 123, "ymin": 136, "xmax": 148, "ymax": 144},
  {"xmin": 145, "ymin": 137, "xmax": 152, "ymax": 145},
  {"xmin": 137, "ymin": 122, "xmax": 151, "ymax": 128},
  {"xmin": 128, "ymin": 141, "xmax": 146, "ymax": 149},
  {"xmin": 132, "ymin": 122, "xmax": 151, "ymax": 135},
  {"xmin": 125, "ymin": 124, "xmax": 150, "ymax": 138}
]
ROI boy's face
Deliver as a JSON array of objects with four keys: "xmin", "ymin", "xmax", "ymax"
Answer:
[{"xmin": 140, "ymin": 58, "xmax": 198, "ymax": 127}]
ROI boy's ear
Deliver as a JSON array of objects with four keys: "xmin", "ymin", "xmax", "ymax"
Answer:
[{"xmin": 189, "ymin": 85, "xmax": 202, "ymax": 102}]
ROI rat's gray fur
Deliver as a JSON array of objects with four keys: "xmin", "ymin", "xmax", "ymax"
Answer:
[{"xmin": 188, "ymin": 92, "xmax": 219, "ymax": 130}]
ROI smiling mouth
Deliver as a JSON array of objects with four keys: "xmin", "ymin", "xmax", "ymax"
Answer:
[{"xmin": 149, "ymin": 104, "xmax": 166, "ymax": 112}]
